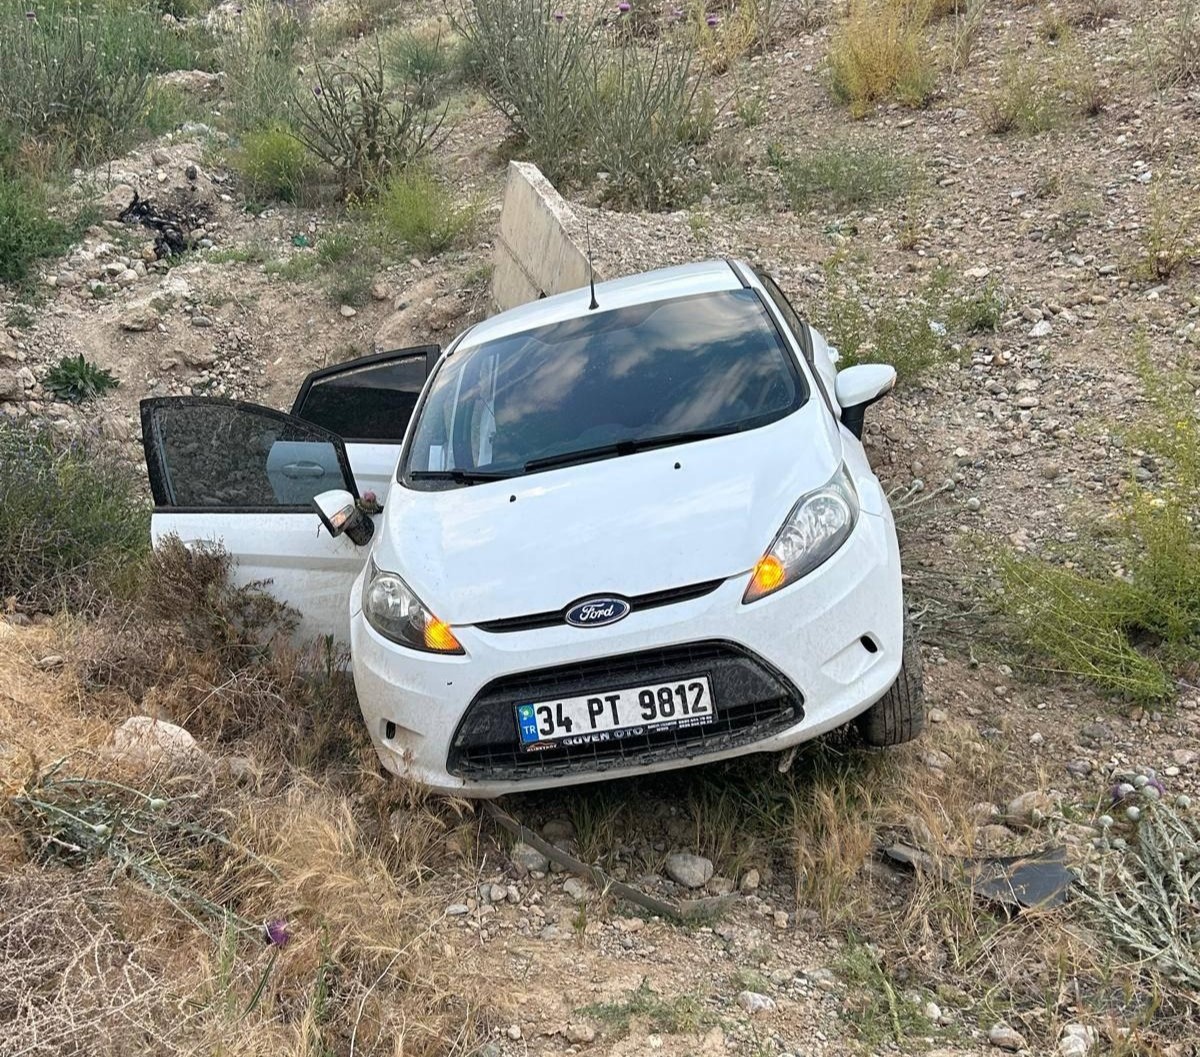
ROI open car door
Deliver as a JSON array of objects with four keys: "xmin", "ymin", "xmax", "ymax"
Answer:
[
  {"xmin": 141, "ymin": 398, "xmax": 374, "ymax": 642},
  {"xmin": 289, "ymin": 345, "xmax": 438, "ymax": 503}
]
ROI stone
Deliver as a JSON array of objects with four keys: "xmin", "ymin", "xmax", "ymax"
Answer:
[
  {"xmin": 1007, "ymin": 789, "xmax": 1057, "ymax": 825},
  {"xmin": 156, "ymin": 68, "xmax": 223, "ymax": 94},
  {"xmin": 565, "ymin": 1023, "xmax": 595, "ymax": 1044},
  {"xmin": 976, "ymin": 824, "xmax": 1017, "ymax": 847},
  {"xmin": 445, "ymin": 903, "xmax": 469, "ymax": 916},
  {"xmin": 120, "ymin": 304, "xmax": 159, "ymax": 331},
  {"xmin": 562, "ymin": 877, "xmax": 588, "ymax": 901},
  {"xmin": 772, "ymin": 910, "xmax": 789, "ymax": 929},
  {"xmin": 988, "ymin": 1022, "xmax": 1026, "ymax": 1051},
  {"xmin": 183, "ymin": 348, "xmax": 217, "ymax": 368},
  {"xmin": 708, "ymin": 875, "xmax": 735, "ymax": 896},
  {"xmin": 739, "ymin": 868, "xmax": 760, "ymax": 891},
  {"xmin": 0, "ymin": 370, "xmax": 23, "ymax": 402},
  {"xmin": 510, "ymin": 840, "xmax": 549, "ymax": 874},
  {"xmin": 339, "ymin": 305, "xmax": 357, "ymax": 318},
  {"xmin": 541, "ymin": 818, "xmax": 575, "ymax": 842},
  {"xmin": 923, "ymin": 1001, "xmax": 942, "ymax": 1022},
  {"xmin": 111, "ymin": 716, "xmax": 205, "ymax": 764},
  {"xmin": 99, "ymin": 183, "xmax": 137, "ymax": 220},
  {"xmin": 1029, "ymin": 320, "xmax": 1053, "ymax": 339},
  {"xmin": 965, "ymin": 266, "xmax": 991, "ymax": 280},
  {"xmin": 665, "ymin": 852, "xmax": 714, "ymax": 889},
  {"xmin": 1171, "ymin": 748, "xmax": 1197, "ymax": 767},
  {"xmin": 1060, "ymin": 1023, "xmax": 1098, "ymax": 1055},
  {"xmin": 1066, "ymin": 759, "xmax": 1093, "ymax": 777},
  {"xmin": 928, "ymin": 707, "xmax": 948, "ymax": 723},
  {"xmin": 506, "ymin": 1024, "xmax": 522, "ymax": 1040},
  {"xmin": 191, "ymin": 314, "xmax": 213, "ymax": 328},
  {"xmin": 736, "ymin": 990, "xmax": 776, "ymax": 1015}
]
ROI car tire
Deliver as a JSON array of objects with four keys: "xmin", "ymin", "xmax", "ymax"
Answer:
[{"xmin": 856, "ymin": 610, "xmax": 925, "ymax": 746}]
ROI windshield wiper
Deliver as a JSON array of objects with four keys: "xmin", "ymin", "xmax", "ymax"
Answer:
[
  {"xmin": 409, "ymin": 468, "xmax": 519, "ymax": 484},
  {"xmin": 522, "ymin": 428, "xmax": 741, "ymax": 474}
]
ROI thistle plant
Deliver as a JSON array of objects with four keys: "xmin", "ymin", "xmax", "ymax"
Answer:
[{"xmin": 1076, "ymin": 780, "xmax": 1200, "ymax": 990}]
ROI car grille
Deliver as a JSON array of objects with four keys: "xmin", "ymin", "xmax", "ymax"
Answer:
[
  {"xmin": 473, "ymin": 579, "xmax": 724, "ymax": 634},
  {"xmin": 446, "ymin": 641, "xmax": 804, "ymax": 782}
]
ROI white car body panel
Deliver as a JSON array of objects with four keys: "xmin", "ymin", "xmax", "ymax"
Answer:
[{"xmin": 381, "ymin": 401, "xmax": 842, "ymax": 625}]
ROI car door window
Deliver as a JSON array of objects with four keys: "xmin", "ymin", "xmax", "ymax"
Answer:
[
  {"xmin": 756, "ymin": 271, "xmax": 837, "ymax": 414},
  {"xmin": 291, "ymin": 346, "xmax": 438, "ymax": 442},
  {"xmin": 141, "ymin": 398, "xmax": 356, "ymax": 511}
]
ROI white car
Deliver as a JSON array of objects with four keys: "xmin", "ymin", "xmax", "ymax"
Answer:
[{"xmin": 140, "ymin": 260, "xmax": 923, "ymax": 796}]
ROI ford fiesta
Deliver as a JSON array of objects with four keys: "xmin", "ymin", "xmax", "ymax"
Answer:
[{"xmin": 140, "ymin": 260, "xmax": 924, "ymax": 796}]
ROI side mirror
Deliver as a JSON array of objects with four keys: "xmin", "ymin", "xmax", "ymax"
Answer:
[
  {"xmin": 313, "ymin": 489, "xmax": 374, "ymax": 546},
  {"xmin": 834, "ymin": 364, "xmax": 897, "ymax": 439}
]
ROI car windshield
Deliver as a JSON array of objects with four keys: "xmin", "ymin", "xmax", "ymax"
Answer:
[{"xmin": 401, "ymin": 289, "xmax": 803, "ymax": 485}]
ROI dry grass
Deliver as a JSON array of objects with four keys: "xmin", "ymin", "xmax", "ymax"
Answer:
[
  {"xmin": 828, "ymin": 0, "xmax": 938, "ymax": 118},
  {"xmin": 0, "ymin": 544, "xmax": 489, "ymax": 1057}
]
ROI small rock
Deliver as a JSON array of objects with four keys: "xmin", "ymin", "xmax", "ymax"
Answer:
[
  {"xmin": 1171, "ymin": 748, "xmax": 1197, "ymax": 767},
  {"xmin": 541, "ymin": 818, "xmax": 575, "ymax": 842},
  {"xmin": 1029, "ymin": 320, "xmax": 1053, "ymax": 339},
  {"xmin": 1006, "ymin": 790, "xmax": 1056, "ymax": 826},
  {"xmin": 510, "ymin": 841, "xmax": 550, "ymax": 874},
  {"xmin": 1066, "ymin": 759, "xmax": 1093, "ymax": 778},
  {"xmin": 772, "ymin": 909, "xmax": 789, "ymax": 929},
  {"xmin": 739, "ymin": 868, "xmax": 760, "ymax": 892},
  {"xmin": 111, "ymin": 716, "xmax": 206, "ymax": 765},
  {"xmin": 120, "ymin": 305, "xmax": 159, "ymax": 332},
  {"xmin": 562, "ymin": 877, "xmax": 588, "ymax": 901},
  {"xmin": 928, "ymin": 707, "xmax": 947, "ymax": 723},
  {"xmin": 0, "ymin": 370, "xmax": 23, "ymax": 402},
  {"xmin": 33, "ymin": 654, "xmax": 65, "ymax": 670},
  {"xmin": 191, "ymin": 314, "xmax": 213, "ymax": 328},
  {"xmin": 988, "ymin": 1022, "xmax": 1026, "ymax": 1051},
  {"xmin": 1059, "ymin": 1023, "xmax": 1098, "ymax": 1056},
  {"xmin": 445, "ymin": 903, "xmax": 469, "ymax": 916},
  {"xmin": 922, "ymin": 1001, "xmax": 942, "ymax": 1022},
  {"xmin": 565, "ymin": 1023, "xmax": 595, "ymax": 1044},
  {"xmin": 965, "ymin": 266, "xmax": 991, "ymax": 280},
  {"xmin": 99, "ymin": 183, "xmax": 137, "ymax": 220},
  {"xmin": 708, "ymin": 875, "xmax": 735, "ymax": 896},
  {"xmin": 339, "ymin": 305, "xmax": 357, "ymax": 318},
  {"xmin": 736, "ymin": 991, "xmax": 776, "ymax": 1015},
  {"xmin": 665, "ymin": 852, "xmax": 714, "ymax": 889},
  {"xmin": 506, "ymin": 1024, "xmax": 522, "ymax": 1041}
]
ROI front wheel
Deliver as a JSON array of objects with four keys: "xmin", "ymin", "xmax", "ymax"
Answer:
[{"xmin": 856, "ymin": 609, "xmax": 925, "ymax": 746}]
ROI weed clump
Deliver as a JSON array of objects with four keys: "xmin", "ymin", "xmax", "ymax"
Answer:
[
  {"xmin": 767, "ymin": 140, "xmax": 914, "ymax": 212},
  {"xmin": 996, "ymin": 350, "xmax": 1200, "ymax": 701},
  {"xmin": 0, "ymin": 171, "xmax": 76, "ymax": 284},
  {"xmin": 230, "ymin": 126, "xmax": 311, "ymax": 205},
  {"xmin": 0, "ymin": 421, "xmax": 149, "ymax": 613},
  {"xmin": 42, "ymin": 354, "xmax": 119, "ymax": 403},
  {"xmin": 370, "ymin": 169, "xmax": 479, "ymax": 256},
  {"xmin": 828, "ymin": 0, "xmax": 938, "ymax": 118}
]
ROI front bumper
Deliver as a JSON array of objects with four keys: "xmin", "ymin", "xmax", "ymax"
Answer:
[{"xmin": 350, "ymin": 509, "xmax": 904, "ymax": 797}]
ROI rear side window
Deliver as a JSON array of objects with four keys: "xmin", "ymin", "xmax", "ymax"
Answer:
[
  {"xmin": 403, "ymin": 290, "xmax": 805, "ymax": 481},
  {"xmin": 291, "ymin": 349, "xmax": 434, "ymax": 442}
]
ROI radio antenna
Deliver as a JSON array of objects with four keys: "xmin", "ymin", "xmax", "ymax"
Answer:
[{"xmin": 586, "ymin": 220, "xmax": 599, "ymax": 311}]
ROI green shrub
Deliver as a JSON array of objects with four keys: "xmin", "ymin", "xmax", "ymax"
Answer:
[
  {"xmin": 0, "ymin": 421, "xmax": 150, "ymax": 613},
  {"xmin": 828, "ymin": 0, "xmax": 937, "ymax": 118},
  {"xmin": 293, "ymin": 44, "xmax": 445, "ymax": 199},
  {"xmin": 218, "ymin": 0, "xmax": 303, "ymax": 133},
  {"xmin": 0, "ymin": 171, "xmax": 75, "ymax": 285},
  {"xmin": 385, "ymin": 26, "xmax": 459, "ymax": 108},
  {"xmin": 370, "ymin": 169, "xmax": 479, "ymax": 256},
  {"xmin": 588, "ymin": 44, "xmax": 705, "ymax": 209},
  {"xmin": 768, "ymin": 141, "xmax": 912, "ymax": 211},
  {"xmin": 231, "ymin": 126, "xmax": 310, "ymax": 204},
  {"xmin": 455, "ymin": 0, "xmax": 597, "ymax": 185},
  {"xmin": 810, "ymin": 259, "xmax": 963, "ymax": 382},
  {"xmin": 996, "ymin": 352, "xmax": 1200, "ymax": 701},
  {"xmin": 43, "ymin": 354, "xmax": 120, "ymax": 403},
  {"xmin": 458, "ymin": 0, "xmax": 708, "ymax": 209},
  {"xmin": 0, "ymin": 0, "xmax": 213, "ymax": 164}
]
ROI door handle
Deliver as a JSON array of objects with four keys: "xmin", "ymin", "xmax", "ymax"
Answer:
[{"xmin": 282, "ymin": 462, "xmax": 326, "ymax": 479}]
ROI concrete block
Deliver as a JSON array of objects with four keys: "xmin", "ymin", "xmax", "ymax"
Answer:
[{"xmin": 492, "ymin": 161, "xmax": 602, "ymax": 311}]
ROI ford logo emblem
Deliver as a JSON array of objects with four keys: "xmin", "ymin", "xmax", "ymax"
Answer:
[{"xmin": 565, "ymin": 596, "xmax": 631, "ymax": 628}]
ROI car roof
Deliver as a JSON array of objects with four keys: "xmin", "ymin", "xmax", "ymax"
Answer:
[{"xmin": 457, "ymin": 259, "xmax": 746, "ymax": 350}]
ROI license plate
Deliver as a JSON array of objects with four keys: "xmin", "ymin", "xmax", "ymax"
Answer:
[{"xmin": 515, "ymin": 676, "xmax": 714, "ymax": 751}]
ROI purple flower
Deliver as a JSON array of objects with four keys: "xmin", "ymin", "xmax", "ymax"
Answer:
[
  {"xmin": 265, "ymin": 919, "xmax": 290, "ymax": 947},
  {"xmin": 706, "ymin": 13, "xmax": 719, "ymax": 26},
  {"xmin": 617, "ymin": 1, "xmax": 630, "ymax": 11},
  {"xmin": 313, "ymin": 85, "xmax": 322, "ymax": 96},
  {"xmin": 362, "ymin": 490, "xmax": 377, "ymax": 504},
  {"xmin": 553, "ymin": 9, "xmax": 564, "ymax": 20}
]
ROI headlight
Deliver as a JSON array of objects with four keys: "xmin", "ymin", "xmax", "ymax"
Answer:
[
  {"xmin": 743, "ymin": 466, "xmax": 860, "ymax": 603},
  {"xmin": 363, "ymin": 559, "xmax": 463, "ymax": 654}
]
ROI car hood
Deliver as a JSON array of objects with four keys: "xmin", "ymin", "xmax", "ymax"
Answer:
[{"xmin": 374, "ymin": 405, "xmax": 844, "ymax": 625}]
